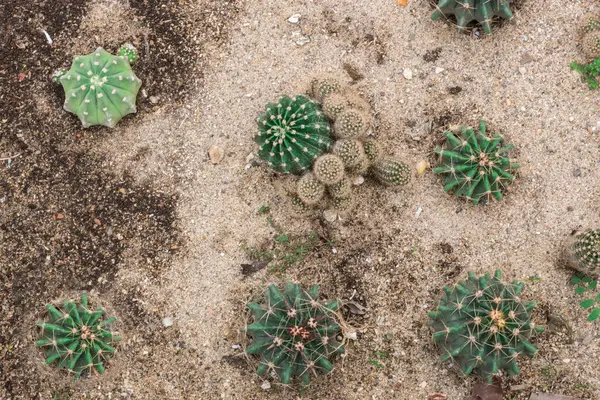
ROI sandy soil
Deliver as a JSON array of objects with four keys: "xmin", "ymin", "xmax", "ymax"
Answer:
[{"xmin": 2, "ymin": 0, "xmax": 600, "ymax": 399}]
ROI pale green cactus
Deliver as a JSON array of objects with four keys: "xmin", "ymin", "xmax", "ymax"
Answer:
[{"xmin": 117, "ymin": 43, "xmax": 138, "ymax": 65}]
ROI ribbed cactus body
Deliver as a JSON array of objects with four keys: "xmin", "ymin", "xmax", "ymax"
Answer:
[
  {"xmin": 429, "ymin": 271, "xmax": 544, "ymax": 382},
  {"xmin": 59, "ymin": 47, "xmax": 142, "ymax": 128},
  {"xmin": 434, "ymin": 120, "xmax": 519, "ymax": 205},
  {"xmin": 567, "ymin": 229, "xmax": 600, "ymax": 275},
  {"xmin": 36, "ymin": 294, "xmax": 120, "ymax": 377},
  {"xmin": 372, "ymin": 158, "xmax": 411, "ymax": 186},
  {"xmin": 245, "ymin": 283, "xmax": 344, "ymax": 386},
  {"xmin": 256, "ymin": 95, "xmax": 332, "ymax": 175},
  {"xmin": 431, "ymin": 0, "xmax": 513, "ymax": 35}
]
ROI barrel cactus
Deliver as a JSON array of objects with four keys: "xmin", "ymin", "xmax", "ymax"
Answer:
[
  {"xmin": 428, "ymin": 270, "xmax": 544, "ymax": 382},
  {"xmin": 245, "ymin": 283, "xmax": 344, "ymax": 387},
  {"xmin": 58, "ymin": 47, "xmax": 142, "ymax": 128},
  {"xmin": 434, "ymin": 121, "xmax": 519, "ymax": 205},
  {"xmin": 371, "ymin": 158, "xmax": 411, "ymax": 186},
  {"xmin": 36, "ymin": 294, "xmax": 120, "ymax": 377},
  {"xmin": 255, "ymin": 95, "xmax": 332, "ymax": 175},
  {"xmin": 565, "ymin": 229, "xmax": 600, "ymax": 275},
  {"xmin": 431, "ymin": 0, "xmax": 514, "ymax": 35},
  {"xmin": 313, "ymin": 154, "xmax": 345, "ymax": 185}
]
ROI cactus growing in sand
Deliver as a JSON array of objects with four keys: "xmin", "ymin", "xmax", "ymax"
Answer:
[
  {"xmin": 434, "ymin": 120, "xmax": 519, "ymax": 205},
  {"xmin": 333, "ymin": 109, "xmax": 370, "ymax": 139},
  {"xmin": 428, "ymin": 270, "xmax": 544, "ymax": 382},
  {"xmin": 117, "ymin": 43, "xmax": 138, "ymax": 64},
  {"xmin": 371, "ymin": 158, "xmax": 411, "ymax": 186},
  {"xmin": 311, "ymin": 77, "xmax": 342, "ymax": 102},
  {"xmin": 313, "ymin": 154, "xmax": 345, "ymax": 185},
  {"xmin": 36, "ymin": 294, "xmax": 120, "ymax": 377},
  {"xmin": 297, "ymin": 173, "xmax": 325, "ymax": 206},
  {"xmin": 333, "ymin": 139, "xmax": 366, "ymax": 169},
  {"xmin": 256, "ymin": 95, "xmax": 332, "ymax": 175},
  {"xmin": 431, "ymin": 0, "xmax": 514, "ymax": 35},
  {"xmin": 565, "ymin": 229, "xmax": 600, "ymax": 275},
  {"xmin": 58, "ymin": 47, "xmax": 142, "ymax": 128},
  {"xmin": 245, "ymin": 283, "xmax": 344, "ymax": 386}
]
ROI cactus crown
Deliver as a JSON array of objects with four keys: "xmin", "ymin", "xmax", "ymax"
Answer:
[
  {"xmin": 59, "ymin": 47, "xmax": 142, "ymax": 128},
  {"xmin": 434, "ymin": 120, "xmax": 519, "ymax": 205},
  {"xmin": 245, "ymin": 283, "xmax": 344, "ymax": 387},
  {"xmin": 35, "ymin": 294, "xmax": 120, "ymax": 377},
  {"xmin": 431, "ymin": 0, "xmax": 513, "ymax": 35},
  {"xmin": 571, "ymin": 229, "xmax": 600, "ymax": 274},
  {"xmin": 429, "ymin": 270, "xmax": 544, "ymax": 382},
  {"xmin": 256, "ymin": 95, "xmax": 333, "ymax": 175}
]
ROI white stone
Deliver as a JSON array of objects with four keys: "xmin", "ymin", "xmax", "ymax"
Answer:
[
  {"xmin": 261, "ymin": 381, "xmax": 271, "ymax": 390},
  {"xmin": 345, "ymin": 331, "xmax": 358, "ymax": 340},
  {"xmin": 403, "ymin": 68, "xmax": 413, "ymax": 80},
  {"xmin": 288, "ymin": 14, "xmax": 301, "ymax": 24},
  {"xmin": 162, "ymin": 318, "xmax": 173, "ymax": 327},
  {"xmin": 435, "ymin": 67, "xmax": 445, "ymax": 74}
]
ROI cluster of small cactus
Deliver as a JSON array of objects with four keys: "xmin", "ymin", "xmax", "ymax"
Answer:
[
  {"xmin": 582, "ymin": 14, "xmax": 600, "ymax": 60},
  {"xmin": 36, "ymin": 294, "xmax": 120, "ymax": 377},
  {"xmin": 431, "ymin": 0, "xmax": 514, "ymax": 35},
  {"xmin": 244, "ymin": 283, "xmax": 344, "ymax": 387},
  {"xmin": 565, "ymin": 229, "xmax": 600, "ymax": 275},
  {"xmin": 434, "ymin": 120, "xmax": 519, "ymax": 205},
  {"xmin": 57, "ymin": 46, "xmax": 142, "ymax": 128},
  {"xmin": 428, "ymin": 270, "xmax": 544, "ymax": 382}
]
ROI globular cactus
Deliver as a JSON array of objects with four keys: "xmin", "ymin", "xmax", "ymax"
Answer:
[
  {"xmin": 327, "ymin": 176, "xmax": 352, "ymax": 199},
  {"xmin": 333, "ymin": 109, "xmax": 370, "ymax": 139},
  {"xmin": 117, "ymin": 42, "xmax": 138, "ymax": 65},
  {"xmin": 256, "ymin": 95, "xmax": 332, "ymax": 175},
  {"xmin": 582, "ymin": 14, "xmax": 600, "ymax": 34},
  {"xmin": 311, "ymin": 77, "xmax": 342, "ymax": 102},
  {"xmin": 434, "ymin": 120, "xmax": 519, "ymax": 205},
  {"xmin": 333, "ymin": 139, "xmax": 366, "ymax": 169},
  {"xmin": 331, "ymin": 195, "xmax": 354, "ymax": 213},
  {"xmin": 291, "ymin": 195, "xmax": 313, "ymax": 216},
  {"xmin": 363, "ymin": 139, "xmax": 382, "ymax": 163},
  {"xmin": 371, "ymin": 158, "xmax": 411, "ymax": 186},
  {"xmin": 565, "ymin": 229, "xmax": 600, "ymax": 275},
  {"xmin": 36, "ymin": 294, "xmax": 120, "ymax": 377},
  {"xmin": 313, "ymin": 154, "xmax": 345, "ymax": 185},
  {"xmin": 297, "ymin": 173, "xmax": 325, "ymax": 205},
  {"xmin": 59, "ymin": 47, "xmax": 142, "ymax": 128},
  {"xmin": 582, "ymin": 31, "xmax": 600, "ymax": 60},
  {"xmin": 245, "ymin": 283, "xmax": 344, "ymax": 387},
  {"xmin": 322, "ymin": 88, "xmax": 371, "ymax": 121},
  {"xmin": 431, "ymin": 0, "xmax": 513, "ymax": 35},
  {"xmin": 429, "ymin": 270, "xmax": 544, "ymax": 382}
]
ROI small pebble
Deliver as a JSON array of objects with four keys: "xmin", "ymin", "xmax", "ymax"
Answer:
[
  {"xmin": 261, "ymin": 381, "xmax": 271, "ymax": 390},
  {"xmin": 353, "ymin": 175, "xmax": 365, "ymax": 185},
  {"xmin": 403, "ymin": 68, "xmax": 413, "ymax": 80},
  {"xmin": 323, "ymin": 209, "xmax": 338, "ymax": 222},
  {"xmin": 149, "ymin": 96, "xmax": 159, "ymax": 104},
  {"xmin": 345, "ymin": 331, "xmax": 358, "ymax": 340},
  {"xmin": 435, "ymin": 67, "xmax": 444, "ymax": 74},
  {"xmin": 209, "ymin": 146, "xmax": 225, "ymax": 164},
  {"xmin": 162, "ymin": 318, "xmax": 173, "ymax": 328},
  {"xmin": 287, "ymin": 14, "xmax": 301, "ymax": 24}
]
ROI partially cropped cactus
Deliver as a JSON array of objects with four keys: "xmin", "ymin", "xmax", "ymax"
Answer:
[
  {"xmin": 429, "ymin": 270, "xmax": 544, "ymax": 382},
  {"xmin": 582, "ymin": 14, "xmax": 600, "ymax": 34},
  {"xmin": 313, "ymin": 154, "xmax": 345, "ymax": 185},
  {"xmin": 245, "ymin": 283, "xmax": 344, "ymax": 386},
  {"xmin": 311, "ymin": 77, "xmax": 342, "ymax": 102},
  {"xmin": 331, "ymin": 195, "xmax": 354, "ymax": 213},
  {"xmin": 566, "ymin": 229, "xmax": 600, "ymax": 275},
  {"xmin": 256, "ymin": 95, "xmax": 332, "ymax": 175},
  {"xmin": 52, "ymin": 68, "xmax": 67, "ymax": 84},
  {"xmin": 431, "ymin": 0, "xmax": 513, "ymax": 35},
  {"xmin": 117, "ymin": 43, "xmax": 138, "ymax": 65},
  {"xmin": 59, "ymin": 47, "xmax": 142, "ymax": 128},
  {"xmin": 583, "ymin": 31, "xmax": 600, "ymax": 60},
  {"xmin": 36, "ymin": 294, "xmax": 120, "ymax": 377},
  {"xmin": 371, "ymin": 158, "xmax": 411, "ymax": 186},
  {"xmin": 297, "ymin": 173, "xmax": 325, "ymax": 205},
  {"xmin": 333, "ymin": 139, "xmax": 366, "ymax": 168},
  {"xmin": 363, "ymin": 139, "xmax": 382, "ymax": 163},
  {"xmin": 291, "ymin": 194, "xmax": 313, "ymax": 216},
  {"xmin": 327, "ymin": 176, "xmax": 352, "ymax": 199},
  {"xmin": 434, "ymin": 121, "xmax": 519, "ymax": 205},
  {"xmin": 333, "ymin": 109, "xmax": 369, "ymax": 138}
]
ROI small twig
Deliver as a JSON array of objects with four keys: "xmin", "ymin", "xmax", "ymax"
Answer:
[{"xmin": 0, "ymin": 152, "xmax": 22, "ymax": 161}]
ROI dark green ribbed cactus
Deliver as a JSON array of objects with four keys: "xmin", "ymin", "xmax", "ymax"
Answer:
[
  {"xmin": 256, "ymin": 95, "xmax": 333, "ymax": 174},
  {"xmin": 245, "ymin": 283, "xmax": 344, "ymax": 387},
  {"xmin": 566, "ymin": 229, "xmax": 600, "ymax": 275},
  {"xmin": 431, "ymin": 0, "xmax": 514, "ymax": 35},
  {"xmin": 434, "ymin": 121, "xmax": 519, "ymax": 205},
  {"xmin": 59, "ymin": 47, "xmax": 142, "ymax": 128},
  {"xmin": 36, "ymin": 294, "xmax": 120, "ymax": 377},
  {"xmin": 429, "ymin": 270, "xmax": 544, "ymax": 382}
]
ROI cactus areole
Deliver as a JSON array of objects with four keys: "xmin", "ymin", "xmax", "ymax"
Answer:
[
  {"xmin": 245, "ymin": 283, "xmax": 344, "ymax": 387},
  {"xmin": 59, "ymin": 47, "xmax": 142, "ymax": 128},
  {"xmin": 428, "ymin": 271, "xmax": 544, "ymax": 382}
]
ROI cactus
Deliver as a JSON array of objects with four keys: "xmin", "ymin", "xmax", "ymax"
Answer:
[
  {"xmin": 582, "ymin": 14, "xmax": 600, "ymax": 33},
  {"xmin": 117, "ymin": 42, "xmax": 138, "ymax": 65},
  {"xmin": 322, "ymin": 93, "xmax": 348, "ymax": 121},
  {"xmin": 245, "ymin": 283, "xmax": 344, "ymax": 386},
  {"xmin": 333, "ymin": 109, "xmax": 370, "ymax": 139},
  {"xmin": 371, "ymin": 158, "xmax": 411, "ymax": 186},
  {"xmin": 429, "ymin": 270, "xmax": 544, "ymax": 382},
  {"xmin": 59, "ymin": 47, "xmax": 142, "ymax": 128},
  {"xmin": 566, "ymin": 229, "xmax": 600, "ymax": 275},
  {"xmin": 35, "ymin": 294, "xmax": 120, "ymax": 377},
  {"xmin": 256, "ymin": 95, "xmax": 332, "ymax": 175},
  {"xmin": 297, "ymin": 173, "xmax": 325, "ymax": 205},
  {"xmin": 311, "ymin": 77, "xmax": 342, "ymax": 102},
  {"xmin": 291, "ymin": 194, "xmax": 313, "ymax": 216},
  {"xmin": 333, "ymin": 139, "xmax": 366, "ymax": 169},
  {"xmin": 363, "ymin": 139, "xmax": 382, "ymax": 163},
  {"xmin": 434, "ymin": 121, "xmax": 519, "ymax": 205},
  {"xmin": 583, "ymin": 31, "xmax": 600, "ymax": 60},
  {"xmin": 327, "ymin": 176, "xmax": 352, "ymax": 199},
  {"xmin": 313, "ymin": 154, "xmax": 345, "ymax": 185},
  {"xmin": 431, "ymin": 0, "xmax": 513, "ymax": 35},
  {"xmin": 52, "ymin": 68, "xmax": 67, "ymax": 84},
  {"xmin": 331, "ymin": 195, "xmax": 354, "ymax": 213}
]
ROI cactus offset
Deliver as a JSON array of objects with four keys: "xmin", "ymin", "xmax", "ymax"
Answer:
[
  {"xmin": 333, "ymin": 109, "xmax": 370, "ymax": 138},
  {"xmin": 582, "ymin": 14, "xmax": 600, "ymax": 34},
  {"xmin": 59, "ymin": 47, "xmax": 141, "ymax": 128},
  {"xmin": 245, "ymin": 283, "xmax": 344, "ymax": 387},
  {"xmin": 311, "ymin": 77, "xmax": 342, "ymax": 102},
  {"xmin": 429, "ymin": 270, "xmax": 544, "ymax": 382},
  {"xmin": 313, "ymin": 154, "xmax": 345, "ymax": 185},
  {"xmin": 371, "ymin": 158, "xmax": 411, "ymax": 186},
  {"xmin": 431, "ymin": 0, "xmax": 513, "ymax": 35},
  {"xmin": 117, "ymin": 43, "xmax": 138, "ymax": 65},
  {"xmin": 434, "ymin": 121, "xmax": 519, "ymax": 205},
  {"xmin": 566, "ymin": 229, "xmax": 600, "ymax": 275},
  {"xmin": 327, "ymin": 176, "xmax": 352, "ymax": 199},
  {"xmin": 333, "ymin": 139, "xmax": 366, "ymax": 169},
  {"xmin": 256, "ymin": 95, "xmax": 332, "ymax": 175},
  {"xmin": 36, "ymin": 294, "xmax": 120, "ymax": 377},
  {"xmin": 297, "ymin": 173, "xmax": 325, "ymax": 205},
  {"xmin": 582, "ymin": 31, "xmax": 600, "ymax": 60},
  {"xmin": 363, "ymin": 139, "xmax": 382, "ymax": 163}
]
